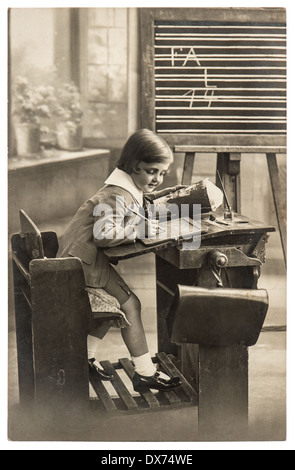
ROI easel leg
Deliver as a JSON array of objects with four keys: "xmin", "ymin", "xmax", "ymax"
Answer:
[
  {"xmin": 266, "ymin": 153, "xmax": 287, "ymax": 266},
  {"xmin": 216, "ymin": 153, "xmax": 241, "ymax": 213},
  {"xmin": 182, "ymin": 152, "xmax": 195, "ymax": 185}
]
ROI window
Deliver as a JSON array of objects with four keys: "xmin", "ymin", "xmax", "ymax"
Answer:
[{"xmin": 80, "ymin": 8, "xmax": 130, "ymax": 147}]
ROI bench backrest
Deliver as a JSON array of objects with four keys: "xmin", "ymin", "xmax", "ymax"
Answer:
[
  {"xmin": 11, "ymin": 209, "xmax": 91, "ymax": 407},
  {"xmin": 19, "ymin": 209, "xmax": 45, "ymax": 259}
]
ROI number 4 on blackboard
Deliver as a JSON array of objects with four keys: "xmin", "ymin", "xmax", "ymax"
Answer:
[{"xmin": 184, "ymin": 69, "xmax": 217, "ymax": 108}]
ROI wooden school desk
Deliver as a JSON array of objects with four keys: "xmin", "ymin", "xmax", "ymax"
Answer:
[
  {"xmin": 104, "ymin": 210, "xmax": 275, "ymax": 355},
  {"xmin": 104, "ymin": 211, "xmax": 275, "ymax": 436}
]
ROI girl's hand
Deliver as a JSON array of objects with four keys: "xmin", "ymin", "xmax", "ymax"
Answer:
[
  {"xmin": 145, "ymin": 218, "xmax": 159, "ymax": 238},
  {"xmin": 134, "ymin": 218, "xmax": 159, "ymax": 239}
]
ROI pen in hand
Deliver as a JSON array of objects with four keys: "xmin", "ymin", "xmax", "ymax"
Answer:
[{"xmin": 128, "ymin": 208, "xmax": 166, "ymax": 233}]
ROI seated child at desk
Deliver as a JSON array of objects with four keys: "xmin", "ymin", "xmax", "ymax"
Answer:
[{"xmin": 57, "ymin": 129, "xmax": 184, "ymax": 392}]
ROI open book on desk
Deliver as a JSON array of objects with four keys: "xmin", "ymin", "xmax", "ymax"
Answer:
[{"xmin": 140, "ymin": 216, "xmax": 207, "ymax": 247}]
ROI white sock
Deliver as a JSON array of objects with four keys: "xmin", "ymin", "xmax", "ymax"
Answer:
[
  {"xmin": 87, "ymin": 335, "xmax": 102, "ymax": 368},
  {"xmin": 132, "ymin": 353, "xmax": 173, "ymax": 380},
  {"xmin": 131, "ymin": 352, "xmax": 157, "ymax": 377}
]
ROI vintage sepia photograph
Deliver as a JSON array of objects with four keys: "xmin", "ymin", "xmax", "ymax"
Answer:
[{"xmin": 6, "ymin": 3, "xmax": 288, "ymax": 448}]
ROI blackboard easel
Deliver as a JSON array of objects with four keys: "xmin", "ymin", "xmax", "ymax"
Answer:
[{"xmin": 140, "ymin": 7, "xmax": 287, "ymax": 265}]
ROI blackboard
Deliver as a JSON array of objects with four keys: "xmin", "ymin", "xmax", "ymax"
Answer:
[{"xmin": 140, "ymin": 8, "xmax": 286, "ymax": 147}]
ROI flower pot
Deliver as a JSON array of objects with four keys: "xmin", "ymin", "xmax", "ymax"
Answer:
[
  {"xmin": 56, "ymin": 123, "xmax": 83, "ymax": 151},
  {"xmin": 14, "ymin": 123, "xmax": 40, "ymax": 156}
]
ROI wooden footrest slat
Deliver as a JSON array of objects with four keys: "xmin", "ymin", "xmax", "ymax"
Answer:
[
  {"xmin": 156, "ymin": 352, "xmax": 198, "ymax": 403},
  {"xmin": 89, "ymin": 371, "xmax": 117, "ymax": 412},
  {"xmin": 100, "ymin": 360, "xmax": 138, "ymax": 411},
  {"xmin": 162, "ymin": 389, "xmax": 182, "ymax": 405}
]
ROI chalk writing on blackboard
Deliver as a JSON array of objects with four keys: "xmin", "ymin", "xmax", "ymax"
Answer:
[
  {"xmin": 169, "ymin": 48, "xmax": 218, "ymax": 107},
  {"xmin": 183, "ymin": 68, "xmax": 218, "ymax": 108},
  {"xmin": 154, "ymin": 22, "xmax": 286, "ymax": 135}
]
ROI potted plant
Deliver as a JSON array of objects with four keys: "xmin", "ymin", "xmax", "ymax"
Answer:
[
  {"xmin": 54, "ymin": 82, "xmax": 83, "ymax": 151},
  {"xmin": 12, "ymin": 76, "xmax": 53, "ymax": 156}
]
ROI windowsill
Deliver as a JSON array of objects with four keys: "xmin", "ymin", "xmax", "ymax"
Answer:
[{"xmin": 8, "ymin": 147, "xmax": 110, "ymax": 171}]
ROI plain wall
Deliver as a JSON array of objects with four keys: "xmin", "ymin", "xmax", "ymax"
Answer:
[{"xmin": 8, "ymin": 151, "xmax": 110, "ymax": 235}]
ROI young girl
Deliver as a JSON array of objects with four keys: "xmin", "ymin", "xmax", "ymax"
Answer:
[{"xmin": 57, "ymin": 129, "xmax": 183, "ymax": 392}]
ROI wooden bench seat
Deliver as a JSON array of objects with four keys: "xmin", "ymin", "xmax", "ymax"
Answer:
[
  {"xmin": 11, "ymin": 209, "xmax": 198, "ymax": 414},
  {"xmin": 11, "ymin": 210, "xmax": 129, "ymax": 406}
]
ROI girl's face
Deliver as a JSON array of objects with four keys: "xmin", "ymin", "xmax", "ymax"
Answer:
[{"xmin": 131, "ymin": 160, "xmax": 172, "ymax": 193}]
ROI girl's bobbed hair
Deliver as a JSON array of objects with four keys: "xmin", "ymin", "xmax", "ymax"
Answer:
[{"xmin": 117, "ymin": 128, "xmax": 173, "ymax": 174}]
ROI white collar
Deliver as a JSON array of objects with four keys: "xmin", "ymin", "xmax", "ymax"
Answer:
[{"xmin": 104, "ymin": 168, "xmax": 143, "ymax": 206}]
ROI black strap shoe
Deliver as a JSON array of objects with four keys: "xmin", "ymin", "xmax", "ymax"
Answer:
[
  {"xmin": 133, "ymin": 371, "xmax": 182, "ymax": 393},
  {"xmin": 88, "ymin": 358, "xmax": 114, "ymax": 381}
]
